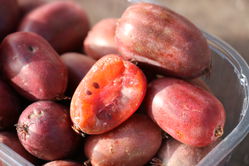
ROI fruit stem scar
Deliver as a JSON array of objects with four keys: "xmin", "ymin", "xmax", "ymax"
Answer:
[
  {"xmin": 92, "ymin": 82, "xmax": 100, "ymax": 89},
  {"xmin": 15, "ymin": 123, "xmax": 32, "ymax": 141},
  {"xmin": 214, "ymin": 125, "xmax": 223, "ymax": 137},
  {"xmin": 150, "ymin": 158, "xmax": 163, "ymax": 166}
]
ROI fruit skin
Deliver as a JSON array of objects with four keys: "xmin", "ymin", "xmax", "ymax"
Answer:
[
  {"xmin": 0, "ymin": 79, "xmax": 21, "ymax": 129},
  {"xmin": 19, "ymin": 1, "xmax": 90, "ymax": 53},
  {"xmin": 17, "ymin": 101, "xmax": 80, "ymax": 161},
  {"xmin": 84, "ymin": 18, "xmax": 119, "ymax": 59},
  {"xmin": 0, "ymin": 32, "xmax": 68, "ymax": 101},
  {"xmin": 43, "ymin": 160, "xmax": 82, "ymax": 166},
  {"xmin": 17, "ymin": 0, "xmax": 45, "ymax": 16},
  {"xmin": 115, "ymin": 2, "xmax": 211, "ymax": 79},
  {"xmin": 0, "ymin": 0, "xmax": 20, "ymax": 41},
  {"xmin": 61, "ymin": 52, "xmax": 96, "ymax": 96},
  {"xmin": 146, "ymin": 77, "xmax": 225, "ymax": 147},
  {"xmin": 0, "ymin": 132, "xmax": 39, "ymax": 164},
  {"xmin": 188, "ymin": 78, "xmax": 211, "ymax": 92},
  {"xmin": 84, "ymin": 114, "xmax": 162, "ymax": 166},
  {"xmin": 70, "ymin": 54, "xmax": 147, "ymax": 135},
  {"xmin": 152, "ymin": 139, "xmax": 217, "ymax": 166}
]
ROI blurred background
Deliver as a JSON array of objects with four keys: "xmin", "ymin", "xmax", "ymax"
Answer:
[{"xmin": 164, "ymin": 0, "xmax": 249, "ymax": 63}]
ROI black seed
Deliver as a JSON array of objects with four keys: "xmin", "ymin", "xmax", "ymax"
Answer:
[
  {"xmin": 86, "ymin": 90, "xmax": 92, "ymax": 95},
  {"xmin": 92, "ymin": 82, "xmax": 100, "ymax": 89}
]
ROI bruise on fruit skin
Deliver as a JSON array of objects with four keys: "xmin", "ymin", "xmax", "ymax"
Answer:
[
  {"xmin": 96, "ymin": 98, "xmax": 119, "ymax": 121},
  {"xmin": 96, "ymin": 109, "xmax": 112, "ymax": 120}
]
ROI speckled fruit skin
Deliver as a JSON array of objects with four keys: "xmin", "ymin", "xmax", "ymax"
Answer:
[
  {"xmin": 61, "ymin": 52, "xmax": 96, "ymax": 96},
  {"xmin": 19, "ymin": 1, "xmax": 89, "ymax": 53},
  {"xmin": 70, "ymin": 54, "xmax": 147, "ymax": 135},
  {"xmin": 0, "ymin": 32, "xmax": 68, "ymax": 101},
  {"xmin": 17, "ymin": 101, "xmax": 80, "ymax": 161},
  {"xmin": 115, "ymin": 2, "xmax": 211, "ymax": 79},
  {"xmin": 84, "ymin": 18, "xmax": 119, "ymax": 59},
  {"xmin": 84, "ymin": 114, "xmax": 162, "ymax": 166},
  {"xmin": 146, "ymin": 77, "xmax": 225, "ymax": 147}
]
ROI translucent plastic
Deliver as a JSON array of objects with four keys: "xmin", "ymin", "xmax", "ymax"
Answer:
[{"xmin": 0, "ymin": 0, "xmax": 248, "ymax": 166}]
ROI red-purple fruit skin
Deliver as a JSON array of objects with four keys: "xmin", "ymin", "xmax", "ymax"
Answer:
[
  {"xmin": 61, "ymin": 52, "xmax": 96, "ymax": 96},
  {"xmin": 154, "ymin": 139, "xmax": 217, "ymax": 166},
  {"xmin": 0, "ymin": 0, "xmax": 20, "ymax": 41},
  {"xmin": 189, "ymin": 78, "xmax": 211, "ymax": 92},
  {"xmin": 0, "ymin": 132, "xmax": 39, "ymax": 164},
  {"xmin": 0, "ymin": 79, "xmax": 21, "ymax": 129},
  {"xmin": 0, "ymin": 32, "xmax": 68, "ymax": 101},
  {"xmin": 17, "ymin": 101, "xmax": 80, "ymax": 161},
  {"xmin": 43, "ymin": 160, "xmax": 82, "ymax": 166},
  {"xmin": 146, "ymin": 78, "xmax": 225, "ymax": 147},
  {"xmin": 84, "ymin": 114, "xmax": 162, "ymax": 166},
  {"xmin": 84, "ymin": 18, "xmax": 119, "ymax": 59},
  {"xmin": 115, "ymin": 2, "xmax": 211, "ymax": 79},
  {"xmin": 19, "ymin": 1, "xmax": 90, "ymax": 53}
]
